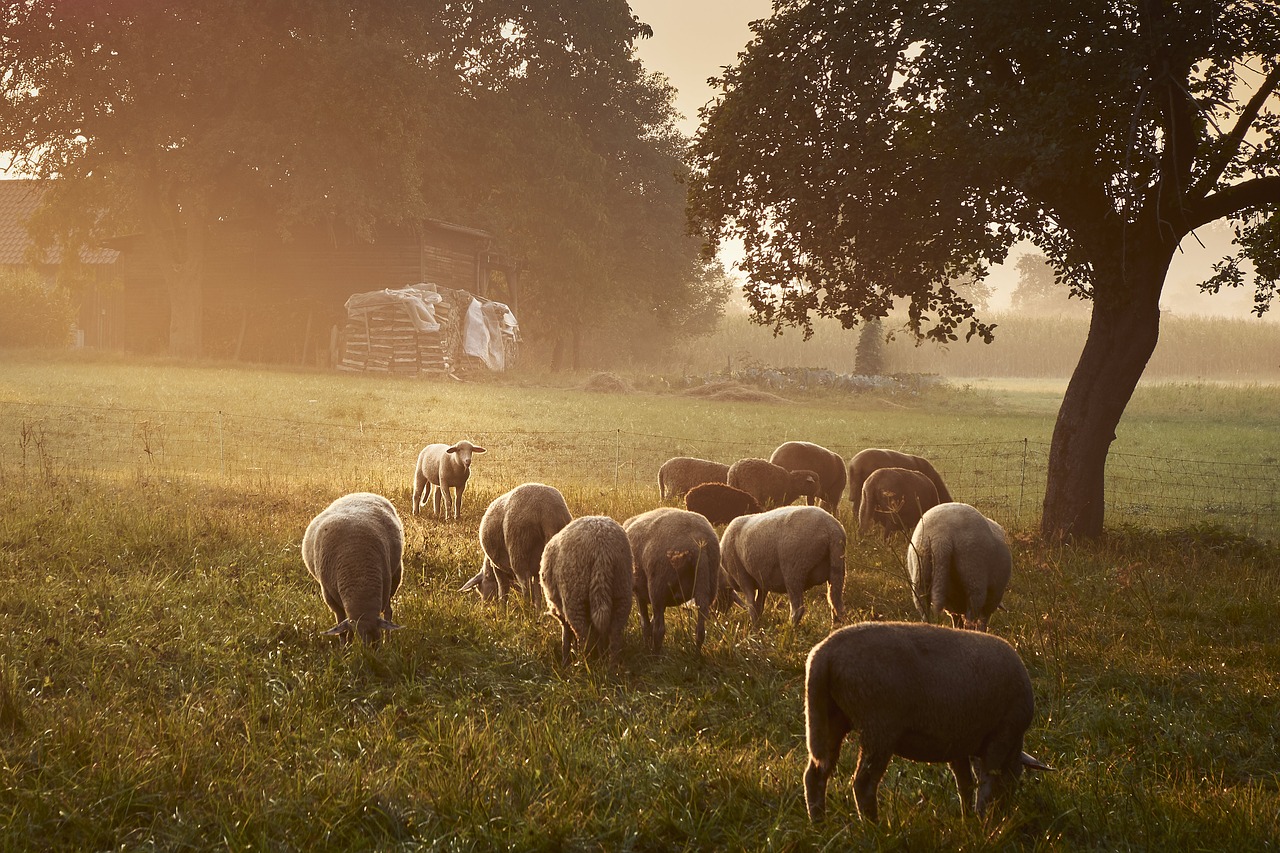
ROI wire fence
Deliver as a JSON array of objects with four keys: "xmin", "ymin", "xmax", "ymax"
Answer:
[{"xmin": 0, "ymin": 401, "xmax": 1276, "ymax": 539}]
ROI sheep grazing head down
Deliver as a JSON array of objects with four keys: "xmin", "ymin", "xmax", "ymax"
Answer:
[{"xmin": 447, "ymin": 440, "xmax": 486, "ymax": 469}]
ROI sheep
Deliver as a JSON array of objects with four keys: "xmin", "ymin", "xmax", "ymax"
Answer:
[
  {"xmin": 727, "ymin": 457, "xmax": 821, "ymax": 509},
  {"xmin": 412, "ymin": 439, "xmax": 486, "ymax": 520},
  {"xmin": 720, "ymin": 505, "xmax": 846, "ymax": 627},
  {"xmin": 803, "ymin": 621, "xmax": 1051, "ymax": 822},
  {"xmin": 460, "ymin": 482, "xmax": 572, "ymax": 603},
  {"xmin": 770, "ymin": 441, "xmax": 847, "ymax": 514},
  {"xmin": 847, "ymin": 448, "xmax": 953, "ymax": 516},
  {"xmin": 908, "ymin": 502, "xmax": 1011, "ymax": 632},
  {"xmin": 684, "ymin": 482, "xmax": 763, "ymax": 526},
  {"xmin": 623, "ymin": 507, "xmax": 722, "ymax": 653},
  {"xmin": 658, "ymin": 456, "xmax": 731, "ymax": 500},
  {"xmin": 540, "ymin": 515, "xmax": 634, "ymax": 667},
  {"xmin": 301, "ymin": 492, "xmax": 404, "ymax": 646},
  {"xmin": 857, "ymin": 467, "xmax": 940, "ymax": 539}
]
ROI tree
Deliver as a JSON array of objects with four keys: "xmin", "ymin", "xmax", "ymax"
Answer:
[
  {"xmin": 855, "ymin": 316, "xmax": 885, "ymax": 376},
  {"xmin": 691, "ymin": 0, "xmax": 1280, "ymax": 540},
  {"xmin": 1, "ymin": 1, "xmax": 722, "ymax": 364},
  {"xmin": 1011, "ymin": 253, "xmax": 1091, "ymax": 317}
]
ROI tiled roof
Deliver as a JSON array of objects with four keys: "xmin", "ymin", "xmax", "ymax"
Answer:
[{"xmin": 0, "ymin": 179, "xmax": 119, "ymax": 266}]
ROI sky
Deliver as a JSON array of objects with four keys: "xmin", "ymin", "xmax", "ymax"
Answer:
[{"xmin": 627, "ymin": 0, "xmax": 1262, "ymax": 319}]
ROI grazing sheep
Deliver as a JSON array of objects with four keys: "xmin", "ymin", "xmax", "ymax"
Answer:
[
  {"xmin": 847, "ymin": 448, "xmax": 953, "ymax": 515},
  {"xmin": 460, "ymin": 483, "xmax": 572, "ymax": 603},
  {"xmin": 728, "ymin": 458, "xmax": 821, "ymax": 509},
  {"xmin": 908, "ymin": 503, "xmax": 1011, "ymax": 631},
  {"xmin": 412, "ymin": 439, "xmax": 486, "ymax": 520},
  {"xmin": 857, "ymin": 467, "xmax": 940, "ymax": 539},
  {"xmin": 540, "ymin": 516, "xmax": 634, "ymax": 667},
  {"xmin": 658, "ymin": 457, "xmax": 731, "ymax": 500},
  {"xmin": 623, "ymin": 508, "xmax": 721, "ymax": 653},
  {"xmin": 302, "ymin": 492, "xmax": 404, "ymax": 646},
  {"xmin": 720, "ymin": 505, "xmax": 846, "ymax": 626},
  {"xmin": 804, "ymin": 621, "xmax": 1051, "ymax": 822},
  {"xmin": 770, "ymin": 441, "xmax": 847, "ymax": 514},
  {"xmin": 684, "ymin": 482, "xmax": 763, "ymax": 526}
]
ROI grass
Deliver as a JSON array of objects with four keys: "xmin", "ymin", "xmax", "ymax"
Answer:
[{"xmin": 0, "ymin": 350, "xmax": 1277, "ymax": 850}]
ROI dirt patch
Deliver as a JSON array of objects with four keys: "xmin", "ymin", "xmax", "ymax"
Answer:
[
  {"xmin": 681, "ymin": 381, "xmax": 791, "ymax": 404},
  {"xmin": 583, "ymin": 372, "xmax": 632, "ymax": 393}
]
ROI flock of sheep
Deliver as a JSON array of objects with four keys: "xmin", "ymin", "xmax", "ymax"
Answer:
[{"xmin": 301, "ymin": 438, "xmax": 1051, "ymax": 824}]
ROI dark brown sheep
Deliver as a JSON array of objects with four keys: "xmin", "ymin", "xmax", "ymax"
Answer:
[
  {"xmin": 728, "ymin": 457, "xmax": 821, "ymax": 509},
  {"xmin": 847, "ymin": 448, "xmax": 952, "ymax": 516},
  {"xmin": 769, "ymin": 441, "xmax": 847, "ymax": 514},
  {"xmin": 658, "ymin": 457, "xmax": 730, "ymax": 500},
  {"xmin": 684, "ymin": 482, "xmax": 763, "ymax": 526},
  {"xmin": 857, "ymin": 467, "xmax": 940, "ymax": 539}
]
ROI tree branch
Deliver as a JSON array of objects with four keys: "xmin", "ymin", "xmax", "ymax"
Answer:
[
  {"xmin": 1187, "ymin": 175, "xmax": 1280, "ymax": 231},
  {"xmin": 1189, "ymin": 64, "xmax": 1280, "ymax": 201}
]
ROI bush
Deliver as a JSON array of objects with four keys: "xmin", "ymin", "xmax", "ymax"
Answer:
[{"xmin": 0, "ymin": 267, "xmax": 75, "ymax": 347}]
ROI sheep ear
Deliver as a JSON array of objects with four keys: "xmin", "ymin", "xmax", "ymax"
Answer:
[
  {"xmin": 459, "ymin": 570, "xmax": 484, "ymax": 592},
  {"xmin": 472, "ymin": 446, "xmax": 486, "ymax": 454},
  {"xmin": 322, "ymin": 618, "xmax": 354, "ymax": 636},
  {"xmin": 446, "ymin": 445, "xmax": 459, "ymax": 454},
  {"xmin": 1020, "ymin": 752, "xmax": 1053, "ymax": 772},
  {"xmin": 379, "ymin": 618, "xmax": 404, "ymax": 631}
]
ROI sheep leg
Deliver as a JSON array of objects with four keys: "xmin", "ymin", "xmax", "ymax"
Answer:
[
  {"xmin": 950, "ymin": 759, "xmax": 977, "ymax": 815},
  {"xmin": 852, "ymin": 744, "xmax": 892, "ymax": 823},
  {"xmin": 651, "ymin": 604, "xmax": 667, "ymax": 654},
  {"xmin": 636, "ymin": 598, "xmax": 654, "ymax": 651},
  {"xmin": 412, "ymin": 470, "xmax": 427, "ymax": 515},
  {"xmin": 827, "ymin": 565, "xmax": 846, "ymax": 626},
  {"xmin": 453, "ymin": 482, "xmax": 466, "ymax": 520},
  {"xmin": 804, "ymin": 715, "xmax": 850, "ymax": 822},
  {"xmin": 749, "ymin": 587, "xmax": 767, "ymax": 626},
  {"xmin": 693, "ymin": 604, "xmax": 706, "ymax": 652},
  {"xmin": 428, "ymin": 484, "xmax": 441, "ymax": 516},
  {"xmin": 555, "ymin": 614, "xmax": 574, "ymax": 666},
  {"xmin": 786, "ymin": 586, "xmax": 807, "ymax": 627}
]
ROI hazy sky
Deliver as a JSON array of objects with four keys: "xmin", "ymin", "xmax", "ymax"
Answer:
[{"xmin": 627, "ymin": 0, "xmax": 1261, "ymax": 318}]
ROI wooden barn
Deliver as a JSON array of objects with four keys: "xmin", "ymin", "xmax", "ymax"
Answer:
[{"xmin": 105, "ymin": 218, "xmax": 522, "ymax": 364}]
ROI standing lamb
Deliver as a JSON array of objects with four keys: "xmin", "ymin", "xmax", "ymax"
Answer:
[
  {"xmin": 847, "ymin": 448, "xmax": 953, "ymax": 515},
  {"xmin": 728, "ymin": 458, "xmax": 821, "ymax": 509},
  {"xmin": 684, "ymin": 482, "xmax": 763, "ymax": 526},
  {"xmin": 623, "ymin": 507, "xmax": 722, "ymax": 653},
  {"xmin": 540, "ymin": 516, "xmax": 634, "ymax": 667},
  {"xmin": 412, "ymin": 439, "xmax": 486, "ymax": 520},
  {"xmin": 658, "ymin": 457, "xmax": 731, "ymax": 500},
  {"xmin": 804, "ymin": 621, "xmax": 1051, "ymax": 822},
  {"xmin": 908, "ymin": 502, "xmax": 1011, "ymax": 631},
  {"xmin": 857, "ymin": 467, "xmax": 940, "ymax": 539},
  {"xmin": 460, "ymin": 482, "xmax": 572, "ymax": 603},
  {"xmin": 770, "ymin": 441, "xmax": 847, "ymax": 514},
  {"xmin": 720, "ymin": 505, "xmax": 846, "ymax": 627},
  {"xmin": 302, "ymin": 492, "xmax": 404, "ymax": 647}
]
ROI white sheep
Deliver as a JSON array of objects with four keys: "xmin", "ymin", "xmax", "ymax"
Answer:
[
  {"xmin": 540, "ymin": 515, "xmax": 634, "ymax": 667},
  {"xmin": 728, "ymin": 458, "xmax": 821, "ymax": 509},
  {"xmin": 804, "ymin": 621, "xmax": 1051, "ymax": 822},
  {"xmin": 460, "ymin": 482, "xmax": 572, "ymax": 603},
  {"xmin": 412, "ymin": 439, "xmax": 486, "ymax": 520},
  {"xmin": 301, "ymin": 492, "xmax": 404, "ymax": 646},
  {"xmin": 908, "ymin": 502, "xmax": 1012, "ymax": 631},
  {"xmin": 658, "ymin": 456, "xmax": 730, "ymax": 500},
  {"xmin": 720, "ymin": 505, "xmax": 846, "ymax": 627},
  {"xmin": 623, "ymin": 507, "xmax": 722, "ymax": 653}
]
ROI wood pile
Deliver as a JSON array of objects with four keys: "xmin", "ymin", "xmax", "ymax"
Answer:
[{"xmin": 338, "ymin": 288, "xmax": 458, "ymax": 376}]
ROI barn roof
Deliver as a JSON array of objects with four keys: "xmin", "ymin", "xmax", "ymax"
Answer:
[{"xmin": 0, "ymin": 179, "xmax": 119, "ymax": 266}]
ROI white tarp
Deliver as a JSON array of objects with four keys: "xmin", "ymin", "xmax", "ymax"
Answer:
[
  {"xmin": 462, "ymin": 297, "xmax": 518, "ymax": 371},
  {"xmin": 344, "ymin": 283, "xmax": 443, "ymax": 332}
]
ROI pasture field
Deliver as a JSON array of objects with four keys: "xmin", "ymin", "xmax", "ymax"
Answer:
[{"xmin": 0, "ymin": 352, "xmax": 1277, "ymax": 850}]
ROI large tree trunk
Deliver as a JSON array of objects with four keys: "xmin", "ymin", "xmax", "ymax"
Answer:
[{"xmin": 1040, "ymin": 264, "xmax": 1165, "ymax": 541}]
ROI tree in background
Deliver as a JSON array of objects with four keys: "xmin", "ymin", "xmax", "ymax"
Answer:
[
  {"xmin": 1011, "ymin": 254, "xmax": 1091, "ymax": 317},
  {"xmin": 855, "ymin": 316, "xmax": 885, "ymax": 376},
  {"xmin": 0, "ymin": 0, "xmax": 722, "ymax": 363},
  {"xmin": 692, "ymin": 0, "xmax": 1280, "ymax": 539},
  {"xmin": 0, "ymin": 268, "xmax": 75, "ymax": 347}
]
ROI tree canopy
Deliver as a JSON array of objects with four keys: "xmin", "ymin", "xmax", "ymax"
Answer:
[
  {"xmin": 691, "ymin": 0, "xmax": 1280, "ymax": 538},
  {"xmin": 0, "ymin": 0, "xmax": 723, "ymax": 362}
]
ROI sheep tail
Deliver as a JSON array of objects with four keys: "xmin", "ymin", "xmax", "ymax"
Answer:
[
  {"xmin": 588, "ymin": 554, "xmax": 615, "ymax": 639},
  {"xmin": 856, "ymin": 485, "xmax": 874, "ymax": 535},
  {"xmin": 804, "ymin": 644, "xmax": 832, "ymax": 763},
  {"xmin": 929, "ymin": 532, "xmax": 953, "ymax": 616}
]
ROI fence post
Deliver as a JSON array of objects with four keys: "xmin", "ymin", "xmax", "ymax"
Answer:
[
  {"xmin": 219, "ymin": 411, "xmax": 226, "ymax": 479},
  {"xmin": 1019, "ymin": 438, "xmax": 1028, "ymax": 524},
  {"xmin": 615, "ymin": 429, "xmax": 622, "ymax": 491}
]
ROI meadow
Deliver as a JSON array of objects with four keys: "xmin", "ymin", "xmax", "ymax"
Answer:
[{"xmin": 0, "ymin": 351, "xmax": 1277, "ymax": 850}]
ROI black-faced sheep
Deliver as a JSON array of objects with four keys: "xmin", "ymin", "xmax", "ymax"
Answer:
[
  {"xmin": 658, "ymin": 456, "xmax": 730, "ymax": 500},
  {"xmin": 412, "ymin": 439, "xmax": 486, "ymax": 520},
  {"xmin": 461, "ymin": 482, "xmax": 572, "ymax": 603},
  {"xmin": 857, "ymin": 467, "xmax": 940, "ymax": 539},
  {"xmin": 540, "ymin": 515, "xmax": 634, "ymax": 667},
  {"xmin": 623, "ymin": 507, "xmax": 721, "ymax": 653},
  {"xmin": 302, "ymin": 492, "xmax": 404, "ymax": 647},
  {"xmin": 804, "ymin": 621, "xmax": 1051, "ymax": 822},
  {"xmin": 720, "ymin": 505, "xmax": 846, "ymax": 627},
  {"xmin": 847, "ymin": 448, "xmax": 953, "ymax": 515},
  {"xmin": 684, "ymin": 482, "xmax": 763, "ymax": 526},
  {"xmin": 908, "ymin": 502, "xmax": 1011, "ymax": 631},
  {"xmin": 770, "ymin": 441, "xmax": 847, "ymax": 514},
  {"xmin": 728, "ymin": 458, "xmax": 821, "ymax": 509}
]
